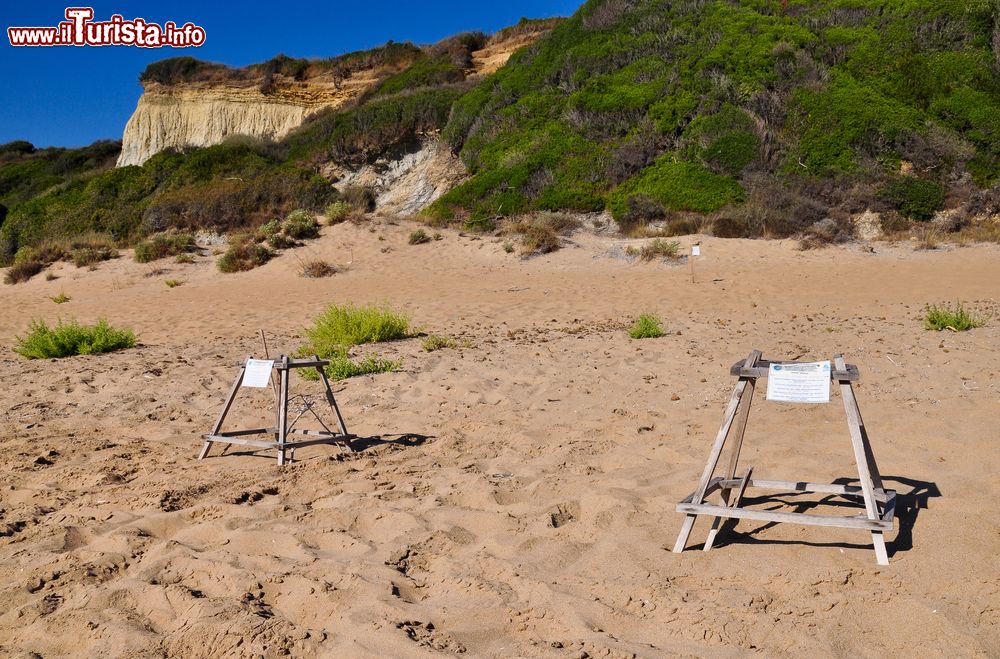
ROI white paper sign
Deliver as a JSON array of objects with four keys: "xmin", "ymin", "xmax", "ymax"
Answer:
[
  {"xmin": 691, "ymin": 245, "xmax": 701, "ymax": 256},
  {"xmin": 241, "ymin": 359, "xmax": 274, "ymax": 388},
  {"xmin": 766, "ymin": 361, "xmax": 831, "ymax": 403}
]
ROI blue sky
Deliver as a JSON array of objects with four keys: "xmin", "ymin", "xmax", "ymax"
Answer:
[{"xmin": 0, "ymin": 1, "xmax": 579, "ymax": 148}]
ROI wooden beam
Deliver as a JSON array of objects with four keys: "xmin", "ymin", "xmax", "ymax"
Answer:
[
  {"xmin": 730, "ymin": 360, "xmax": 858, "ymax": 381},
  {"xmin": 676, "ymin": 502, "xmax": 894, "ymax": 531}
]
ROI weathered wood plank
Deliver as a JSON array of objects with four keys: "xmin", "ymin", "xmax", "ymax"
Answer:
[
  {"xmin": 676, "ymin": 502, "xmax": 894, "ymax": 530},
  {"xmin": 729, "ymin": 360, "xmax": 858, "ymax": 381}
]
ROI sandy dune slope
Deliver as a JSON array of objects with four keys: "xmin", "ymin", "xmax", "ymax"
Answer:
[{"xmin": 1, "ymin": 222, "xmax": 998, "ymax": 657}]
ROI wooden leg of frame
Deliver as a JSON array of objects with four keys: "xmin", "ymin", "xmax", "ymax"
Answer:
[
  {"xmin": 871, "ymin": 531, "xmax": 889, "ymax": 566},
  {"xmin": 199, "ymin": 361, "xmax": 247, "ymax": 460},
  {"xmin": 672, "ymin": 515, "xmax": 697, "ymax": 553}
]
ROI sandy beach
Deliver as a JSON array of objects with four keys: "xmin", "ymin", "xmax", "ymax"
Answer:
[{"xmin": 1, "ymin": 221, "xmax": 998, "ymax": 657}]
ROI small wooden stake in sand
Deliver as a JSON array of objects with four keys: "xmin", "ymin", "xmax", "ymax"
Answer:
[
  {"xmin": 198, "ymin": 354, "xmax": 357, "ymax": 465},
  {"xmin": 690, "ymin": 242, "xmax": 700, "ymax": 284},
  {"xmin": 672, "ymin": 351, "xmax": 896, "ymax": 565}
]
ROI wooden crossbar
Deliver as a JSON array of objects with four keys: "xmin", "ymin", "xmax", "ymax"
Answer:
[{"xmin": 674, "ymin": 351, "xmax": 895, "ymax": 565}]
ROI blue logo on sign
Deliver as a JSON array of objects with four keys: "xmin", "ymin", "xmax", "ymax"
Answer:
[{"xmin": 773, "ymin": 364, "xmax": 782, "ymax": 371}]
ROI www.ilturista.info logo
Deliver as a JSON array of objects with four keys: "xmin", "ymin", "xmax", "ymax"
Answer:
[{"xmin": 7, "ymin": 7, "xmax": 206, "ymax": 47}]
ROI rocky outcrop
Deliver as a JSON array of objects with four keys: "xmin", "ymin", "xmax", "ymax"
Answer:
[{"xmin": 327, "ymin": 137, "xmax": 467, "ymax": 215}]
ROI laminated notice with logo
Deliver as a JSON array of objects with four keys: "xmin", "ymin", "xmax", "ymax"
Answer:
[{"xmin": 766, "ymin": 361, "xmax": 831, "ymax": 403}]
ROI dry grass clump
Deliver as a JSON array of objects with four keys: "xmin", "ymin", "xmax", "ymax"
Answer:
[
  {"xmin": 635, "ymin": 238, "xmax": 681, "ymax": 260},
  {"xmin": 134, "ymin": 231, "xmax": 197, "ymax": 263},
  {"xmin": 421, "ymin": 334, "xmax": 457, "ymax": 351},
  {"xmin": 300, "ymin": 259, "xmax": 337, "ymax": 278},
  {"xmin": 5, "ymin": 233, "xmax": 119, "ymax": 283},
  {"xmin": 4, "ymin": 259, "xmax": 44, "ymax": 284},
  {"xmin": 798, "ymin": 217, "xmax": 853, "ymax": 250},
  {"xmin": 501, "ymin": 212, "xmax": 581, "ymax": 255},
  {"xmin": 409, "ymin": 229, "xmax": 431, "ymax": 245}
]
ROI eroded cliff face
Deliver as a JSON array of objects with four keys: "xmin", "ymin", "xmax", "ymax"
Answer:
[
  {"xmin": 116, "ymin": 79, "xmax": 364, "ymax": 167},
  {"xmin": 117, "ymin": 28, "xmax": 552, "ymax": 167}
]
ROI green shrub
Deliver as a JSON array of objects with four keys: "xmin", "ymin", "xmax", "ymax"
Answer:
[
  {"xmin": 298, "ymin": 302, "xmax": 408, "ymax": 380},
  {"xmin": 165, "ymin": 279, "xmax": 183, "ymax": 288},
  {"xmin": 51, "ymin": 292, "xmax": 70, "ymax": 304},
  {"xmin": 301, "ymin": 303, "xmax": 409, "ymax": 355},
  {"xmin": 923, "ymin": 303, "xmax": 983, "ymax": 331},
  {"xmin": 71, "ymin": 246, "xmax": 117, "ymax": 267},
  {"xmin": 175, "ymin": 253, "xmax": 196, "ymax": 264},
  {"xmin": 5, "ymin": 259, "xmax": 43, "ymax": 284},
  {"xmin": 14, "ymin": 318, "xmax": 137, "ymax": 359},
  {"xmin": 609, "ymin": 160, "xmax": 744, "ymax": 221},
  {"xmin": 134, "ymin": 231, "xmax": 197, "ymax": 263},
  {"xmin": 409, "ymin": 229, "xmax": 431, "ymax": 245},
  {"xmin": 629, "ymin": 313, "xmax": 665, "ymax": 339},
  {"xmin": 885, "ymin": 178, "xmax": 946, "ymax": 221},
  {"xmin": 325, "ymin": 200, "xmax": 353, "ymax": 223},
  {"xmin": 282, "ymin": 209, "xmax": 320, "ymax": 239},
  {"xmin": 217, "ymin": 235, "xmax": 273, "ymax": 273}
]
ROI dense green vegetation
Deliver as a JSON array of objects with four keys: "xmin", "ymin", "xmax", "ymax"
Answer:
[
  {"xmin": 297, "ymin": 303, "xmax": 409, "ymax": 380},
  {"xmin": 4, "ymin": 2, "xmax": 999, "ymax": 278},
  {"xmin": 431, "ymin": 0, "xmax": 1000, "ymax": 233},
  {"xmin": 14, "ymin": 318, "xmax": 137, "ymax": 359}
]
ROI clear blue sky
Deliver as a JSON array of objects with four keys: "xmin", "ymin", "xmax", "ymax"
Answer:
[{"xmin": 0, "ymin": 1, "xmax": 579, "ymax": 148}]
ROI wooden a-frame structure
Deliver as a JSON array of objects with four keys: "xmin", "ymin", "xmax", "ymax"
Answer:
[
  {"xmin": 673, "ymin": 350, "xmax": 896, "ymax": 565},
  {"xmin": 199, "ymin": 354, "xmax": 357, "ymax": 465}
]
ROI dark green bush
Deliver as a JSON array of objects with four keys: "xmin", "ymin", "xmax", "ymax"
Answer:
[
  {"xmin": 884, "ymin": 178, "xmax": 946, "ymax": 221},
  {"xmin": 217, "ymin": 236, "xmax": 273, "ymax": 273}
]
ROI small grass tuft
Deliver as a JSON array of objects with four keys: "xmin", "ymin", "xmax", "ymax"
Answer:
[
  {"xmin": 923, "ymin": 303, "xmax": 983, "ymax": 331},
  {"xmin": 629, "ymin": 313, "xmax": 665, "ymax": 339},
  {"xmin": 409, "ymin": 229, "xmax": 431, "ymax": 245},
  {"xmin": 322, "ymin": 352, "xmax": 402, "ymax": 380},
  {"xmin": 14, "ymin": 318, "xmax": 137, "ymax": 359},
  {"xmin": 51, "ymin": 292, "xmax": 71, "ymax": 304},
  {"xmin": 175, "ymin": 253, "xmax": 196, "ymax": 264},
  {"xmin": 165, "ymin": 279, "xmax": 183, "ymax": 288},
  {"xmin": 639, "ymin": 239, "xmax": 681, "ymax": 261},
  {"xmin": 300, "ymin": 259, "xmax": 337, "ymax": 278},
  {"xmin": 422, "ymin": 334, "xmax": 456, "ymax": 351}
]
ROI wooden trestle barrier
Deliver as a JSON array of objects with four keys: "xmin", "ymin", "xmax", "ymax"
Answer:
[
  {"xmin": 199, "ymin": 355, "xmax": 356, "ymax": 465},
  {"xmin": 673, "ymin": 350, "xmax": 895, "ymax": 565}
]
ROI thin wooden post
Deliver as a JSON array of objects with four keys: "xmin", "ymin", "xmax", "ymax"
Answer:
[{"xmin": 276, "ymin": 355, "xmax": 290, "ymax": 466}]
